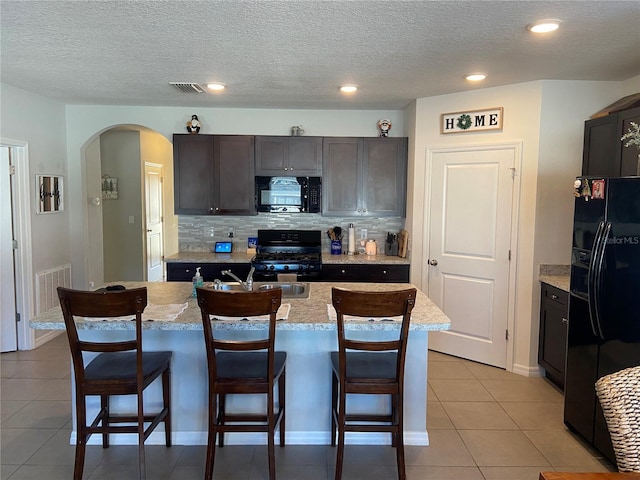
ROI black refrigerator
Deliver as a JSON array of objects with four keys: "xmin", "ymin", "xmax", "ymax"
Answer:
[{"xmin": 564, "ymin": 176, "xmax": 640, "ymax": 464}]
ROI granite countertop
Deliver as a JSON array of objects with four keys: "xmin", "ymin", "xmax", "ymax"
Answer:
[
  {"xmin": 31, "ymin": 282, "xmax": 450, "ymax": 333},
  {"xmin": 539, "ymin": 264, "xmax": 570, "ymax": 292},
  {"xmin": 165, "ymin": 251, "xmax": 410, "ymax": 265},
  {"xmin": 322, "ymin": 254, "xmax": 409, "ymax": 265},
  {"xmin": 165, "ymin": 252, "xmax": 254, "ymax": 263}
]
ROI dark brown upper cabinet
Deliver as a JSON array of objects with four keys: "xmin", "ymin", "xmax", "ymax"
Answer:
[
  {"xmin": 582, "ymin": 106, "xmax": 640, "ymax": 177},
  {"xmin": 173, "ymin": 134, "xmax": 256, "ymax": 215},
  {"xmin": 255, "ymin": 136, "xmax": 322, "ymax": 176},
  {"xmin": 322, "ymin": 137, "xmax": 407, "ymax": 217}
]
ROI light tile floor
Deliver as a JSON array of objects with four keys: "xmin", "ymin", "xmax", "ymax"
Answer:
[{"xmin": 1, "ymin": 334, "xmax": 615, "ymax": 479}]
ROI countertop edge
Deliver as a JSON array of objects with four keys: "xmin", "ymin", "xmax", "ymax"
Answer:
[{"xmin": 539, "ymin": 275, "xmax": 570, "ymax": 293}]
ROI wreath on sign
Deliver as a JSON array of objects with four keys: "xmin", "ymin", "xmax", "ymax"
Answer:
[{"xmin": 456, "ymin": 114, "xmax": 472, "ymax": 130}]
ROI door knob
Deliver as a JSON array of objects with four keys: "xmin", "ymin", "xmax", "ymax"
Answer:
[
  {"xmin": 147, "ymin": 229, "xmax": 152, "ymax": 232},
  {"xmin": 428, "ymin": 259, "xmax": 438, "ymax": 266}
]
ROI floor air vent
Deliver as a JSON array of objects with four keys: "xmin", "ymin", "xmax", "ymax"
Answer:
[{"xmin": 169, "ymin": 82, "xmax": 206, "ymax": 93}]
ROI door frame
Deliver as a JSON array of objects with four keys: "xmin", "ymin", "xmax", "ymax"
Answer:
[
  {"xmin": 1, "ymin": 138, "xmax": 35, "ymax": 350},
  {"xmin": 422, "ymin": 141, "xmax": 522, "ymax": 371}
]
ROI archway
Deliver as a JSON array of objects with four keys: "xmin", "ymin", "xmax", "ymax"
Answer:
[{"xmin": 83, "ymin": 125, "xmax": 177, "ymax": 287}]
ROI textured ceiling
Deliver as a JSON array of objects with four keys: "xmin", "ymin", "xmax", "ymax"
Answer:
[{"xmin": 1, "ymin": 0, "xmax": 639, "ymax": 110}]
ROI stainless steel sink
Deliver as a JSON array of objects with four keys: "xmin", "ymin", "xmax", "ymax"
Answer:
[
  {"xmin": 209, "ymin": 282, "xmax": 245, "ymax": 291},
  {"xmin": 255, "ymin": 282, "xmax": 310, "ymax": 299},
  {"xmin": 207, "ymin": 281, "xmax": 309, "ymax": 299}
]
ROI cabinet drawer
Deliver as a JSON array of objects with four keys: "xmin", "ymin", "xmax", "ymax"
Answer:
[
  {"xmin": 322, "ymin": 264, "xmax": 409, "ymax": 283},
  {"xmin": 542, "ymin": 283, "xmax": 568, "ymax": 307},
  {"xmin": 167, "ymin": 263, "xmax": 200, "ymax": 282},
  {"xmin": 166, "ymin": 262, "xmax": 252, "ymax": 282}
]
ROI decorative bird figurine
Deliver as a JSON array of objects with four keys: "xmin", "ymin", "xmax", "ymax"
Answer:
[{"xmin": 186, "ymin": 114, "xmax": 201, "ymax": 134}]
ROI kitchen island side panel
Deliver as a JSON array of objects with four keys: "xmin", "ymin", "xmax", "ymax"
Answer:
[{"xmin": 69, "ymin": 328, "xmax": 429, "ymax": 446}]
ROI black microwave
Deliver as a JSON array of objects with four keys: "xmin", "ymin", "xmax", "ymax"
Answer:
[{"xmin": 255, "ymin": 176, "xmax": 321, "ymax": 213}]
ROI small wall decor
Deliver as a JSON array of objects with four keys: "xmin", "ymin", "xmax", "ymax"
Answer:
[
  {"xmin": 36, "ymin": 174, "xmax": 63, "ymax": 214},
  {"xmin": 101, "ymin": 174, "xmax": 118, "ymax": 200},
  {"xmin": 377, "ymin": 119, "xmax": 392, "ymax": 137},
  {"xmin": 441, "ymin": 107, "xmax": 503, "ymax": 134},
  {"xmin": 186, "ymin": 114, "xmax": 201, "ymax": 134}
]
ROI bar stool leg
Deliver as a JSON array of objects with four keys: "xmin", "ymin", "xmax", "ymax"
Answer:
[
  {"xmin": 279, "ymin": 369, "xmax": 286, "ymax": 446},
  {"xmin": 331, "ymin": 372, "xmax": 338, "ymax": 446},
  {"xmin": 163, "ymin": 368, "xmax": 172, "ymax": 446},
  {"xmin": 101, "ymin": 395, "xmax": 110, "ymax": 448},
  {"xmin": 204, "ymin": 393, "xmax": 217, "ymax": 480}
]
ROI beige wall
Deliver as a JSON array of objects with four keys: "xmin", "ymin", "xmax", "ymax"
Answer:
[
  {"xmin": 140, "ymin": 130, "xmax": 178, "ymax": 261},
  {"xmin": 408, "ymin": 79, "xmax": 638, "ymax": 374},
  {"xmin": 100, "ymin": 130, "xmax": 144, "ymax": 281}
]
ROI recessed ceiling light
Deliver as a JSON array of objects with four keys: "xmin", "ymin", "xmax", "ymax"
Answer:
[
  {"xmin": 340, "ymin": 85, "xmax": 358, "ymax": 93},
  {"xmin": 465, "ymin": 73, "xmax": 487, "ymax": 82},
  {"xmin": 527, "ymin": 19, "xmax": 561, "ymax": 33},
  {"xmin": 207, "ymin": 83, "xmax": 225, "ymax": 91}
]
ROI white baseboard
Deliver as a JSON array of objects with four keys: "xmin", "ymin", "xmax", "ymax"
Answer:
[
  {"xmin": 34, "ymin": 330, "xmax": 64, "ymax": 348},
  {"xmin": 512, "ymin": 363, "xmax": 543, "ymax": 377}
]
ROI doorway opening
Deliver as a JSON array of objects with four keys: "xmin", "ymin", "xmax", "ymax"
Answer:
[
  {"xmin": 1, "ymin": 140, "xmax": 35, "ymax": 351},
  {"xmin": 83, "ymin": 126, "xmax": 177, "ymax": 288}
]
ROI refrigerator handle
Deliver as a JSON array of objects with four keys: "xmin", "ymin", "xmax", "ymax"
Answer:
[
  {"xmin": 587, "ymin": 221, "xmax": 605, "ymax": 338},
  {"xmin": 593, "ymin": 221, "xmax": 611, "ymax": 340}
]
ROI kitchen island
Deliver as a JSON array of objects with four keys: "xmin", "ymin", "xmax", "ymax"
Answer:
[{"xmin": 32, "ymin": 282, "xmax": 450, "ymax": 447}]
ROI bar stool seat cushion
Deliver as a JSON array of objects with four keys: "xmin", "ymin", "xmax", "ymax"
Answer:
[
  {"xmin": 86, "ymin": 351, "xmax": 172, "ymax": 382},
  {"xmin": 330, "ymin": 352, "xmax": 397, "ymax": 380},
  {"xmin": 217, "ymin": 351, "xmax": 287, "ymax": 379}
]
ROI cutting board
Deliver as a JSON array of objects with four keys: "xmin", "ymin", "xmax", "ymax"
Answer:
[{"xmin": 398, "ymin": 229, "xmax": 409, "ymax": 258}]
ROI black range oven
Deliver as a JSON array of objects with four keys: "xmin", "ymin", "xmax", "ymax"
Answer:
[{"xmin": 251, "ymin": 230, "xmax": 322, "ymax": 281}]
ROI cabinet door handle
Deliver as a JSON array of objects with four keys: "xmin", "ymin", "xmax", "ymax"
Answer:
[
  {"xmin": 562, "ymin": 317, "xmax": 568, "ymax": 324},
  {"xmin": 382, "ymin": 270, "xmax": 387, "ymax": 274},
  {"xmin": 341, "ymin": 269, "xmax": 346, "ymax": 274},
  {"xmin": 284, "ymin": 167, "xmax": 289, "ymax": 171},
  {"xmin": 551, "ymin": 294, "xmax": 558, "ymax": 300}
]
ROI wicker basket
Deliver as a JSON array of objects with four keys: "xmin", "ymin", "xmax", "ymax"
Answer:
[{"xmin": 595, "ymin": 366, "xmax": 640, "ymax": 473}]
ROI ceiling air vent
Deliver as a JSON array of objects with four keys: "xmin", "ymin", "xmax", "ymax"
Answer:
[{"xmin": 169, "ymin": 82, "xmax": 206, "ymax": 93}]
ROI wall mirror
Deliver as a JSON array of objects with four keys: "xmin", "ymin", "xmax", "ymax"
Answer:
[{"xmin": 36, "ymin": 174, "xmax": 64, "ymax": 214}]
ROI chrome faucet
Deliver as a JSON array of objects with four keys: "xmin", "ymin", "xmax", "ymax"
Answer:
[{"xmin": 221, "ymin": 267, "xmax": 255, "ymax": 291}]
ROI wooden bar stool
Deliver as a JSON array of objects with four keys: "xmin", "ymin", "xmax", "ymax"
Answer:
[
  {"xmin": 57, "ymin": 287, "xmax": 172, "ymax": 480},
  {"xmin": 196, "ymin": 287, "xmax": 286, "ymax": 480},
  {"xmin": 330, "ymin": 287, "xmax": 417, "ymax": 480}
]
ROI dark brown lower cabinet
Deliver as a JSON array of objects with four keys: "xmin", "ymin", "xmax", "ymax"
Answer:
[
  {"xmin": 166, "ymin": 263, "xmax": 252, "ymax": 282},
  {"xmin": 321, "ymin": 264, "xmax": 409, "ymax": 283},
  {"xmin": 538, "ymin": 283, "xmax": 569, "ymax": 390},
  {"xmin": 167, "ymin": 262, "xmax": 410, "ymax": 284}
]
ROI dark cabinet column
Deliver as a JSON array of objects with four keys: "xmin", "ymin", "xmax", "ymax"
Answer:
[
  {"xmin": 363, "ymin": 137, "xmax": 407, "ymax": 217},
  {"xmin": 582, "ymin": 106, "xmax": 640, "ymax": 177},
  {"xmin": 322, "ymin": 137, "xmax": 362, "ymax": 216},
  {"xmin": 214, "ymin": 135, "xmax": 256, "ymax": 215},
  {"xmin": 323, "ymin": 137, "xmax": 407, "ymax": 217},
  {"xmin": 173, "ymin": 134, "xmax": 256, "ymax": 216},
  {"xmin": 173, "ymin": 134, "xmax": 215, "ymax": 215}
]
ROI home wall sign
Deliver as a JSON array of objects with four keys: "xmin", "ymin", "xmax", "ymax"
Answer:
[
  {"xmin": 36, "ymin": 174, "xmax": 63, "ymax": 214},
  {"xmin": 441, "ymin": 107, "xmax": 504, "ymax": 134}
]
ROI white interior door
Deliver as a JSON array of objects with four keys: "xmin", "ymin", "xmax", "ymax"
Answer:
[
  {"xmin": 145, "ymin": 163, "xmax": 164, "ymax": 282},
  {"xmin": 1, "ymin": 146, "xmax": 18, "ymax": 352},
  {"xmin": 425, "ymin": 144, "xmax": 516, "ymax": 368}
]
